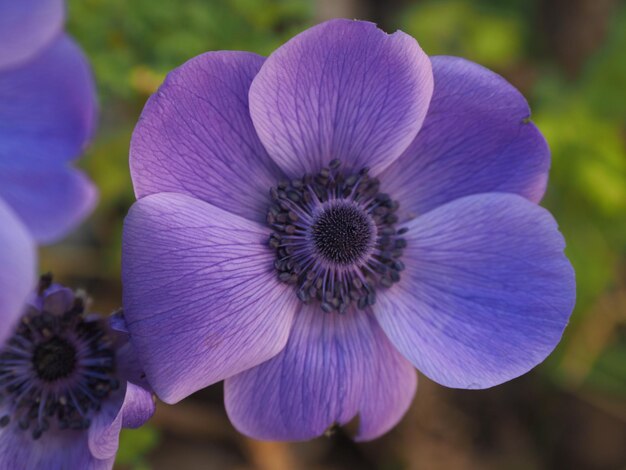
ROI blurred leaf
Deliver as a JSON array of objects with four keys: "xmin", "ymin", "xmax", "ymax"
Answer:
[
  {"xmin": 584, "ymin": 331, "xmax": 626, "ymax": 396},
  {"xmin": 399, "ymin": 0, "xmax": 524, "ymax": 68},
  {"xmin": 116, "ymin": 425, "xmax": 160, "ymax": 469},
  {"xmin": 579, "ymin": 7, "xmax": 626, "ymax": 120}
]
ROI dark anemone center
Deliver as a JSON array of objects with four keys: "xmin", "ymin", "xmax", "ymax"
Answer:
[
  {"xmin": 266, "ymin": 159, "xmax": 407, "ymax": 313},
  {"xmin": 32, "ymin": 336, "xmax": 77, "ymax": 381},
  {"xmin": 312, "ymin": 204, "xmax": 373, "ymax": 265},
  {"xmin": 0, "ymin": 276, "xmax": 121, "ymax": 440}
]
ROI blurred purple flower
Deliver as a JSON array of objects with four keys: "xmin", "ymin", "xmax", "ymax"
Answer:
[
  {"xmin": 122, "ymin": 19, "xmax": 575, "ymax": 440},
  {"xmin": 0, "ymin": 255, "xmax": 154, "ymax": 469},
  {"xmin": 0, "ymin": 0, "xmax": 97, "ymax": 243}
]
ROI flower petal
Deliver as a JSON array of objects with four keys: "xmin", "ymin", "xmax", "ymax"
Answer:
[
  {"xmin": 0, "ymin": 420, "xmax": 113, "ymax": 470},
  {"xmin": 121, "ymin": 383, "xmax": 155, "ymax": 429},
  {"xmin": 374, "ymin": 193, "xmax": 575, "ymax": 389},
  {"xmin": 379, "ymin": 56, "xmax": 550, "ymax": 221},
  {"xmin": 0, "ymin": 163, "xmax": 97, "ymax": 243},
  {"xmin": 225, "ymin": 305, "xmax": 416, "ymax": 441},
  {"xmin": 88, "ymin": 383, "xmax": 155, "ymax": 460},
  {"xmin": 87, "ymin": 393, "xmax": 123, "ymax": 461},
  {"xmin": 249, "ymin": 19, "xmax": 433, "ymax": 177},
  {"xmin": 0, "ymin": 200, "xmax": 36, "ymax": 344},
  {"xmin": 130, "ymin": 51, "xmax": 283, "ymax": 223},
  {"xmin": 0, "ymin": 0, "xmax": 64, "ymax": 68},
  {"xmin": 122, "ymin": 192, "xmax": 298, "ymax": 403},
  {"xmin": 25, "ymin": 282, "xmax": 73, "ymax": 313},
  {"xmin": 0, "ymin": 34, "xmax": 97, "ymax": 164},
  {"xmin": 41, "ymin": 286, "xmax": 74, "ymax": 315},
  {"xmin": 108, "ymin": 312, "xmax": 151, "ymax": 389}
]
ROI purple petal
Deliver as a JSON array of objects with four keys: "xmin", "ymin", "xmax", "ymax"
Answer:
[
  {"xmin": 88, "ymin": 383, "xmax": 155, "ymax": 460},
  {"xmin": 0, "ymin": 34, "xmax": 97, "ymax": 242},
  {"xmin": 87, "ymin": 393, "xmax": 124, "ymax": 461},
  {"xmin": 0, "ymin": 163, "xmax": 97, "ymax": 243},
  {"xmin": 0, "ymin": 0, "xmax": 64, "ymax": 69},
  {"xmin": 0, "ymin": 200, "xmax": 36, "ymax": 343},
  {"xmin": 374, "ymin": 193, "xmax": 575, "ymax": 389},
  {"xmin": 26, "ymin": 283, "xmax": 73, "ymax": 313},
  {"xmin": 122, "ymin": 192, "xmax": 298, "ymax": 403},
  {"xmin": 379, "ymin": 56, "xmax": 550, "ymax": 220},
  {"xmin": 109, "ymin": 310, "xmax": 128, "ymax": 334},
  {"xmin": 225, "ymin": 305, "xmax": 416, "ymax": 441},
  {"xmin": 41, "ymin": 286, "xmax": 75, "ymax": 315},
  {"xmin": 0, "ymin": 34, "xmax": 97, "ymax": 164},
  {"xmin": 0, "ymin": 420, "xmax": 114, "ymax": 470},
  {"xmin": 249, "ymin": 19, "xmax": 433, "ymax": 177},
  {"xmin": 121, "ymin": 383, "xmax": 155, "ymax": 429},
  {"xmin": 112, "ymin": 315, "xmax": 152, "ymax": 390},
  {"xmin": 130, "ymin": 51, "xmax": 283, "ymax": 223}
]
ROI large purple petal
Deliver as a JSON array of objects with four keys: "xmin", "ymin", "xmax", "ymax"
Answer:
[
  {"xmin": 374, "ymin": 193, "xmax": 575, "ymax": 389},
  {"xmin": 88, "ymin": 383, "xmax": 155, "ymax": 460},
  {"xmin": 249, "ymin": 19, "xmax": 433, "ymax": 177},
  {"xmin": 122, "ymin": 192, "xmax": 298, "ymax": 403},
  {"xmin": 0, "ymin": 418, "xmax": 113, "ymax": 470},
  {"xmin": 0, "ymin": 34, "xmax": 97, "ymax": 164},
  {"xmin": 130, "ymin": 51, "xmax": 283, "ymax": 223},
  {"xmin": 0, "ymin": 200, "xmax": 36, "ymax": 343},
  {"xmin": 0, "ymin": 162, "xmax": 97, "ymax": 243},
  {"xmin": 0, "ymin": 0, "xmax": 64, "ymax": 69},
  {"xmin": 225, "ymin": 305, "xmax": 416, "ymax": 441},
  {"xmin": 379, "ymin": 56, "xmax": 550, "ymax": 221}
]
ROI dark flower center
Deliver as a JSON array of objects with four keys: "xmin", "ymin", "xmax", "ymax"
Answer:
[
  {"xmin": 312, "ymin": 204, "xmax": 373, "ymax": 265},
  {"xmin": 266, "ymin": 159, "xmax": 407, "ymax": 313},
  {"xmin": 0, "ymin": 280, "xmax": 119, "ymax": 440},
  {"xmin": 33, "ymin": 337, "xmax": 77, "ymax": 381}
]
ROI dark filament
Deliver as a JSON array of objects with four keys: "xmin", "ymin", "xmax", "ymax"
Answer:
[
  {"xmin": 0, "ymin": 289, "xmax": 119, "ymax": 440},
  {"xmin": 267, "ymin": 159, "xmax": 407, "ymax": 313}
]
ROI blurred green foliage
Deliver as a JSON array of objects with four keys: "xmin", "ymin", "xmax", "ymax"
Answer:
[
  {"xmin": 401, "ymin": 0, "xmax": 525, "ymax": 68},
  {"xmin": 68, "ymin": 0, "xmax": 311, "ymax": 100},
  {"xmin": 60, "ymin": 0, "xmax": 625, "ymax": 466},
  {"xmin": 116, "ymin": 427, "xmax": 160, "ymax": 470}
]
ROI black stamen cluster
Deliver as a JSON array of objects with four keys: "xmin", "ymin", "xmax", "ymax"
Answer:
[
  {"xmin": 33, "ymin": 336, "xmax": 77, "ymax": 381},
  {"xmin": 0, "ymin": 287, "xmax": 118, "ymax": 440},
  {"xmin": 267, "ymin": 159, "xmax": 407, "ymax": 313}
]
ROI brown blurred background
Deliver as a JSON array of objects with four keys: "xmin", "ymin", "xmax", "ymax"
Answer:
[{"xmin": 43, "ymin": 0, "xmax": 626, "ymax": 468}]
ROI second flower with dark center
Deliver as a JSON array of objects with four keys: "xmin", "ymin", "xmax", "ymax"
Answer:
[
  {"xmin": 267, "ymin": 159, "xmax": 407, "ymax": 313},
  {"xmin": 0, "ymin": 276, "xmax": 119, "ymax": 440}
]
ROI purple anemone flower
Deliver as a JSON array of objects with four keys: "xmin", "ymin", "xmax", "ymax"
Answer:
[
  {"xmin": 0, "ymin": 0, "xmax": 97, "ymax": 243},
  {"xmin": 0, "ymin": 269, "xmax": 155, "ymax": 469},
  {"xmin": 122, "ymin": 19, "xmax": 576, "ymax": 440}
]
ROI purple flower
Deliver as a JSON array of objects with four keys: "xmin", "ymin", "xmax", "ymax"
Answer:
[
  {"xmin": 0, "ymin": 268, "xmax": 154, "ymax": 469},
  {"xmin": 0, "ymin": 0, "xmax": 97, "ymax": 243},
  {"xmin": 0, "ymin": 201, "xmax": 36, "ymax": 345},
  {"xmin": 122, "ymin": 19, "xmax": 575, "ymax": 440}
]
